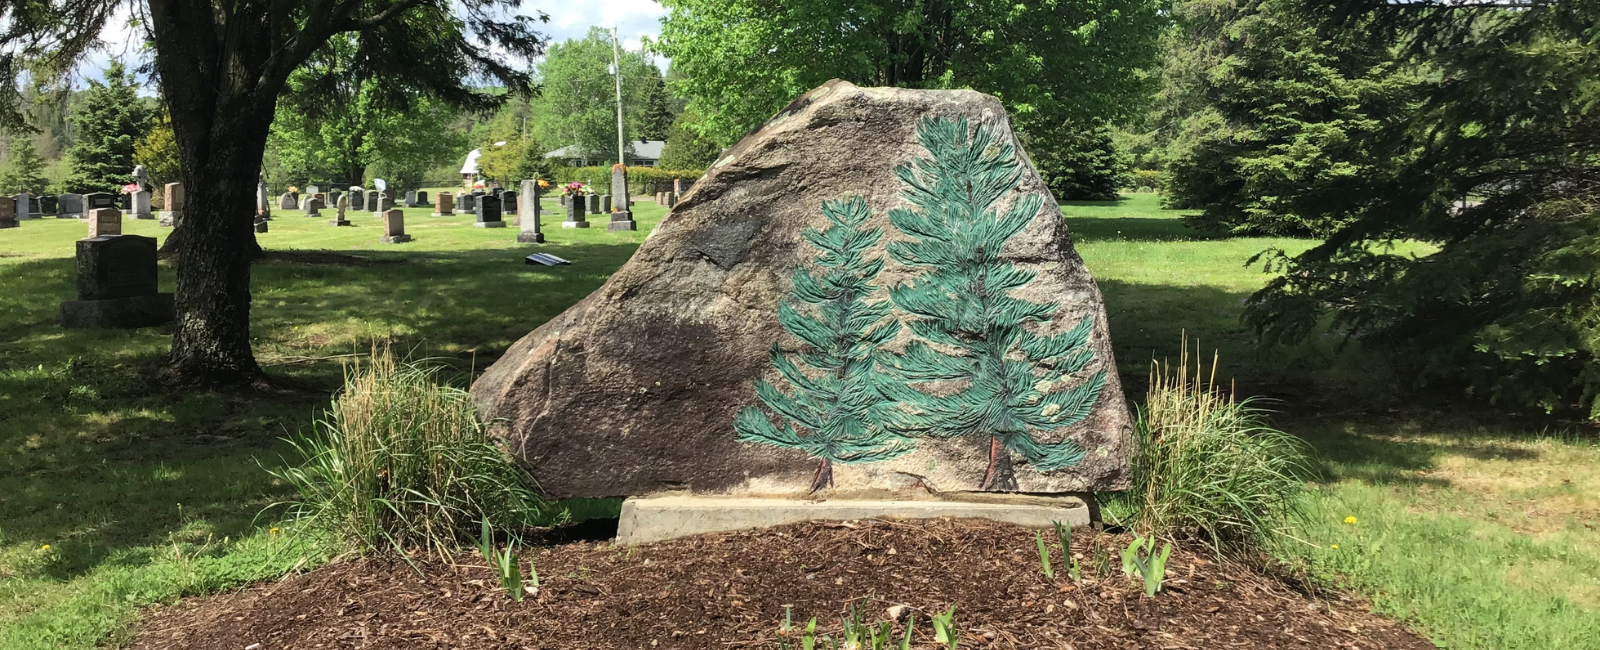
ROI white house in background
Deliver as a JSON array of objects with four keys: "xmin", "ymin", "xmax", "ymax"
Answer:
[
  {"xmin": 459, "ymin": 142, "xmax": 509, "ymax": 185},
  {"xmin": 544, "ymin": 140, "xmax": 666, "ymax": 167}
]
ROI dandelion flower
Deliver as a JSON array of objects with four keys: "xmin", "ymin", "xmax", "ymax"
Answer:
[
  {"xmin": 40, "ymin": 544, "xmax": 50, "ymax": 551},
  {"xmin": 1330, "ymin": 544, "xmax": 1339, "ymax": 549},
  {"xmin": 1344, "ymin": 516, "xmax": 1358, "ymax": 525}
]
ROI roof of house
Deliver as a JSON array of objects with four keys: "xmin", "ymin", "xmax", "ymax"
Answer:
[{"xmin": 544, "ymin": 140, "xmax": 666, "ymax": 161}]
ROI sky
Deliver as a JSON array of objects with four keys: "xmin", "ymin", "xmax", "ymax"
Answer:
[{"xmin": 80, "ymin": 0, "xmax": 670, "ymax": 89}]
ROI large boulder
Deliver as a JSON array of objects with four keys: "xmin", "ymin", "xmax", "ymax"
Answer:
[{"xmin": 472, "ymin": 80, "xmax": 1133, "ymax": 499}]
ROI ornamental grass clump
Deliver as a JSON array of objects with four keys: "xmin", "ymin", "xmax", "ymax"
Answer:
[
  {"xmin": 1108, "ymin": 338, "xmax": 1312, "ymax": 553},
  {"xmin": 272, "ymin": 349, "xmax": 555, "ymax": 558}
]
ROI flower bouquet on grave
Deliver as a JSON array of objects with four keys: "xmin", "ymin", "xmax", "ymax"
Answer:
[
  {"xmin": 563, "ymin": 182, "xmax": 585, "ymax": 196},
  {"xmin": 120, "ymin": 183, "xmax": 139, "ymax": 194}
]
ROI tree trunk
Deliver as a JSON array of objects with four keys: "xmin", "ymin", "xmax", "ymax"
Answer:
[
  {"xmin": 979, "ymin": 436, "xmax": 1018, "ymax": 492},
  {"xmin": 809, "ymin": 458, "xmax": 834, "ymax": 493},
  {"xmin": 149, "ymin": 0, "xmax": 286, "ymax": 388}
]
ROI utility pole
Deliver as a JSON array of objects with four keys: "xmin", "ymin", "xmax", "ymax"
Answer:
[{"xmin": 611, "ymin": 26, "xmax": 626, "ymax": 167}]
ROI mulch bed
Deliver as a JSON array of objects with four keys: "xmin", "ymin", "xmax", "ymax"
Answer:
[{"xmin": 130, "ymin": 519, "xmax": 1431, "ymax": 649}]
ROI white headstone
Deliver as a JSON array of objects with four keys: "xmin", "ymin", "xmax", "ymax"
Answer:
[{"xmin": 373, "ymin": 178, "xmax": 387, "ymax": 192}]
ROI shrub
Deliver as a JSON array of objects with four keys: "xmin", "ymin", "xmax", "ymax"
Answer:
[
  {"xmin": 1104, "ymin": 340, "xmax": 1312, "ymax": 553},
  {"xmin": 547, "ymin": 165, "xmax": 703, "ymax": 192},
  {"xmin": 271, "ymin": 349, "xmax": 559, "ymax": 558},
  {"xmin": 1129, "ymin": 169, "xmax": 1162, "ymax": 192}
]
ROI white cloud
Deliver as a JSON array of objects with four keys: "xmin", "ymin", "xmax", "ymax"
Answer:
[{"xmin": 528, "ymin": 0, "xmax": 669, "ymax": 70}]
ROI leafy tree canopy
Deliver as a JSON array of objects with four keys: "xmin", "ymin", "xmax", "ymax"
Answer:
[
  {"xmin": 536, "ymin": 27, "xmax": 664, "ymax": 165},
  {"xmin": 657, "ymin": 109, "xmax": 720, "ymax": 169},
  {"xmin": 654, "ymin": 0, "xmax": 1167, "ymax": 147}
]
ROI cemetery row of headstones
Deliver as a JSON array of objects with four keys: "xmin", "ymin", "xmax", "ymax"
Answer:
[{"xmin": 0, "ymin": 184, "xmax": 184, "ymax": 229}]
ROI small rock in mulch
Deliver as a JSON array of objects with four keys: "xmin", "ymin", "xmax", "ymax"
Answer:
[{"xmin": 129, "ymin": 518, "xmax": 1432, "ymax": 649}]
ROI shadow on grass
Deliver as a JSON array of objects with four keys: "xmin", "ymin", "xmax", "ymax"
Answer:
[{"xmin": 0, "ymin": 242, "xmax": 639, "ymax": 582}]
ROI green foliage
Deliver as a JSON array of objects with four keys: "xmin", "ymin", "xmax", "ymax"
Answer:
[
  {"xmin": 638, "ymin": 74, "xmax": 674, "ymax": 141},
  {"xmin": 0, "ymin": 135, "xmax": 49, "ymax": 195},
  {"xmin": 1026, "ymin": 124, "xmax": 1131, "ymax": 201},
  {"xmin": 658, "ymin": 110, "xmax": 722, "ymax": 169},
  {"xmin": 536, "ymin": 28, "xmax": 664, "ymax": 165},
  {"xmin": 271, "ymin": 350, "xmax": 558, "ymax": 559},
  {"xmin": 1102, "ymin": 343, "xmax": 1311, "ymax": 552},
  {"xmin": 930, "ymin": 605, "xmax": 959, "ymax": 649},
  {"xmin": 63, "ymin": 61, "xmax": 149, "ymax": 194},
  {"xmin": 548, "ymin": 165, "xmax": 701, "ymax": 190},
  {"xmin": 475, "ymin": 112, "xmax": 554, "ymax": 185},
  {"xmin": 1120, "ymin": 535, "xmax": 1172, "ymax": 596},
  {"xmin": 270, "ymin": 34, "xmax": 465, "ymax": 188},
  {"xmin": 1155, "ymin": 0, "xmax": 1414, "ymax": 236},
  {"xmin": 476, "ymin": 519, "xmax": 532, "ymax": 602},
  {"xmin": 1035, "ymin": 531, "xmax": 1055, "ymax": 578},
  {"xmin": 133, "ymin": 111, "xmax": 181, "ymax": 192},
  {"xmin": 654, "ymin": 0, "xmax": 1166, "ymax": 147},
  {"xmin": 1129, "ymin": 169, "xmax": 1162, "ymax": 192},
  {"xmin": 737, "ymin": 195, "xmax": 911, "ymax": 491},
  {"xmin": 1243, "ymin": 0, "xmax": 1600, "ymax": 418},
  {"xmin": 876, "ymin": 117, "xmax": 1107, "ymax": 490}
]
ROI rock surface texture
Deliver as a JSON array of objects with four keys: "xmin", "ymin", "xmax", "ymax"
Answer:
[{"xmin": 472, "ymin": 80, "xmax": 1132, "ymax": 498}]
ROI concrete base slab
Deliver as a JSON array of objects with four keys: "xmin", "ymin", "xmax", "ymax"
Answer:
[
  {"xmin": 517, "ymin": 232, "xmax": 546, "ymax": 243},
  {"xmin": 473, "ymin": 221, "xmax": 507, "ymax": 228},
  {"xmin": 615, "ymin": 494, "xmax": 1089, "ymax": 545},
  {"xmin": 607, "ymin": 220, "xmax": 638, "ymax": 232},
  {"xmin": 381, "ymin": 235, "xmax": 413, "ymax": 244},
  {"xmin": 562, "ymin": 220, "xmax": 590, "ymax": 228}
]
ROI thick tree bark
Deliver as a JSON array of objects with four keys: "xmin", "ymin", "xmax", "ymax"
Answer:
[
  {"xmin": 809, "ymin": 458, "xmax": 834, "ymax": 493},
  {"xmin": 149, "ymin": 0, "xmax": 286, "ymax": 387},
  {"xmin": 979, "ymin": 435, "xmax": 1018, "ymax": 492}
]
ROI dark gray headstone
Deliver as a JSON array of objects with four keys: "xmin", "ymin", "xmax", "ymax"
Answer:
[
  {"xmin": 61, "ymin": 235, "xmax": 174, "ymax": 329},
  {"xmin": 39, "ymin": 195, "xmax": 58, "ymax": 215},
  {"xmin": 117, "ymin": 193, "xmax": 132, "ymax": 210},
  {"xmin": 59, "ymin": 193, "xmax": 84, "ymax": 217},
  {"xmin": 365, "ymin": 190, "xmax": 379, "ymax": 213},
  {"xmin": 473, "ymin": 194, "xmax": 505, "ymax": 228},
  {"xmin": 502, "ymin": 190, "xmax": 517, "ymax": 215},
  {"xmin": 564, "ymin": 193, "xmax": 589, "ymax": 228},
  {"xmin": 84, "ymin": 192, "xmax": 115, "ymax": 213},
  {"xmin": 459, "ymin": 193, "xmax": 476, "ymax": 212},
  {"xmin": 417, "ymin": 191, "xmax": 429, "ymax": 206},
  {"xmin": 586, "ymin": 194, "xmax": 600, "ymax": 214}
]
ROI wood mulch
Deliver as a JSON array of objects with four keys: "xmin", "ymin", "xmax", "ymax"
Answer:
[{"xmin": 130, "ymin": 518, "xmax": 1433, "ymax": 649}]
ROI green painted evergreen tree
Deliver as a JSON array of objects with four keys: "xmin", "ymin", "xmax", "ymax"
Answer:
[
  {"xmin": 877, "ymin": 117, "xmax": 1108, "ymax": 492},
  {"xmin": 735, "ymin": 195, "xmax": 911, "ymax": 492},
  {"xmin": 65, "ymin": 61, "xmax": 150, "ymax": 194}
]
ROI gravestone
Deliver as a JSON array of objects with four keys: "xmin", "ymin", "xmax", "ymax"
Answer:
[
  {"xmin": 608, "ymin": 164, "xmax": 636, "ymax": 231},
  {"xmin": 673, "ymin": 177, "xmax": 683, "ymax": 196},
  {"xmin": 14, "ymin": 193, "xmax": 32, "ymax": 219},
  {"xmin": 333, "ymin": 194, "xmax": 350, "ymax": 225},
  {"xmin": 328, "ymin": 194, "xmax": 348, "ymax": 226},
  {"xmin": 381, "ymin": 209, "xmax": 413, "ymax": 243},
  {"xmin": 117, "ymin": 193, "xmax": 131, "ymax": 210},
  {"xmin": 562, "ymin": 192, "xmax": 588, "ymax": 228},
  {"xmin": 376, "ymin": 192, "xmax": 393, "ymax": 213},
  {"xmin": 60, "ymin": 194, "xmax": 83, "ymax": 218},
  {"xmin": 471, "ymin": 81, "xmax": 1132, "ymax": 504},
  {"xmin": 60, "ymin": 234, "xmax": 174, "ymax": 329},
  {"xmin": 666, "ymin": 192, "xmax": 678, "ymax": 208},
  {"xmin": 560, "ymin": 194, "xmax": 569, "ymax": 208},
  {"xmin": 305, "ymin": 192, "xmax": 323, "ymax": 218},
  {"xmin": 473, "ymin": 193, "xmax": 505, "ymax": 228},
  {"xmin": 417, "ymin": 191, "xmax": 429, "ymax": 206},
  {"xmin": 0, "ymin": 196, "xmax": 15, "ymax": 229},
  {"xmin": 350, "ymin": 187, "xmax": 366, "ymax": 211},
  {"xmin": 311, "ymin": 194, "xmax": 326, "ymax": 209},
  {"xmin": 502, "ymin": 190, "xmax": 517, "ymax": 215},
  {"xmin": 600, "ymin": 194, "xmax": 611, "ymax": 213},
  {"xmin": 365, "ymin": 190, "xmax": 379, "ymax": 214},
  {"xmin": 585, "ymin": 194, "xmax": 600, "ymax": 214},
  {"xmin": 280, "ymin": 192, "xmax": 298, "ymax": 210},
  {"xmin": 307, "ymin": 185, "xmax": 320, "ymax": 196},
  {"xmin": 256, "ymin": 181, "xmax": 272, "ymax": 220},
  {"xmin": 459, "ymin": 192, "xmax": 476, "ymax": 213},
  {"xmin": 39, "ymin": 195, "xmax": 58, "ymax": 216},
  {"xmin": 517, "ymin": 179, "xmax": 544, "ymax": 243},
  {"xmin": 86, "ymin": 207, "xmax": 121, "ymax": 238},
  {"xmin": 433, "ymin": 192, "xmax": 455, "ymax": 216},
  {"xmin": 254, "ymin": 216, "xmax": 269, "ymax": 233},
  {"xmin": 84, "ymin": 192, "xmax": 115, "ymax": 218},
  {"xmin": 405, "ymin": 190, "xmax": 418, "ymax": 208},
  {"xmin": 159, "ymin": 183, "xmax": 184, "ymax": 228},
  {"xmin": 132, "ymin": 191, "xmax": 152, "ymax": 219},
  {"xmin": 328, "ymin": 189, "xmax": 342, "ymax": 206}
]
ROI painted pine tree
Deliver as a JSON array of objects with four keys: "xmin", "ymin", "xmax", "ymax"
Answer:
[
  {"xmin": 877, "ymin": 116, "xmax": 1108, "ymax": 492},
  {"xmin": 735, "ymin": 195, "xmax": 912, "ymax": 492}
]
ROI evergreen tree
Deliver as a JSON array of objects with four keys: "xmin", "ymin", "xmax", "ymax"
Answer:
[
  {"xmin": 735, "ymin": 195, "xmax": 911, "ymax": 492},
  {"xmin": 1028, "ymin": 124, "xmax": 1132, "ymax": 201},
  {"xmin": 0, "ymin": 136, "xmax": 50, "ymax": 195},
  {"xmin": 638, "ymin": 75, "xmax": 674, "ymax": 141},
  {"xmin": 877, "ymin": 117, "xmax": 1108, "ymax": 491},
  {"xmin": 64, "ymin": 61, "xmax": 149, "ymax": 194}
]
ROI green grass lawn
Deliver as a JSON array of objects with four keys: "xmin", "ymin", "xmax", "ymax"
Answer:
[{"xmin": 1, "ymin": 192, "xmax": 1597, "ymax": 648}]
